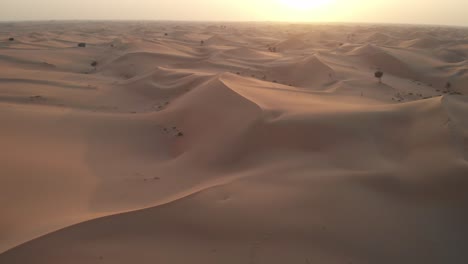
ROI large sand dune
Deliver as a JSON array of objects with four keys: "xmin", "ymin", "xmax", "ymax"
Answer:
[{"xmin": 0, "ymin": 21, "xmax": 467, "ymax": 263}]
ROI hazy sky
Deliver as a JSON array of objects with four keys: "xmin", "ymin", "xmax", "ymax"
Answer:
[{"xmin": 1, "ymin": 0, "xmax": 467, "ymax": 26}]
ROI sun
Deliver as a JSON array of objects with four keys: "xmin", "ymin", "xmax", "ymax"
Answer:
[{"xmin": 278, "ymin": 0, "xmax": 333, "ymax": 10}]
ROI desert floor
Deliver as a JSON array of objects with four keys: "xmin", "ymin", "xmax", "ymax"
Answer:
[{"xmin": 0, "ymin": 21, "xmax": 467, "ymax": 263}]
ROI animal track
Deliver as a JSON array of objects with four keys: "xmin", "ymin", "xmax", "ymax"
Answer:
[
  {"xmin": 248, "ymin": 232, "xmax": 272, "ymax": 264},
  {"xmin": 161, "ymin": 126, "xmax": 184, "ymax": 137}
]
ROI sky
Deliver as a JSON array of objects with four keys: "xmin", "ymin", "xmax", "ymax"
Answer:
[{"xmin": 1, "ymin": 0, "xmax": 467, "ymax": 26}]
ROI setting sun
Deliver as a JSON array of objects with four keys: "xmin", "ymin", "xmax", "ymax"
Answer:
[{"xmin": 278, "ymin": 0, "xmax": 333, "ymax": 10}]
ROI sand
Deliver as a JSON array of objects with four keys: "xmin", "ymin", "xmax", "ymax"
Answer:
[{"xmin": 0, "ymin": 21, "xmax": 467, "ymax": 263}]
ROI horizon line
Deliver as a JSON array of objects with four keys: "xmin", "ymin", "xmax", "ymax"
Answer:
[{"xmin": 0, "ymin": 19, "xmax": 467, "ymax": 28}]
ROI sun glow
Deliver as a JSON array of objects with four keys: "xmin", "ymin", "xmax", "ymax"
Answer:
[{"xmin": 278, "ymin": 0, "xmax": 333, "ymax": 10}]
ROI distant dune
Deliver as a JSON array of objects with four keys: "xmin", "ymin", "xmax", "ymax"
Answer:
[{"xmin": 0, "ymin": 21, "xmax": 467, "ymax": 264}]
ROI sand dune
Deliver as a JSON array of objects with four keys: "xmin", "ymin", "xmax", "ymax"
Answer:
[
  {"xmin": 401, "ymin": 36, "xmax": 447, "ymax": 49},
  {"xmin": 348, "ymin": 44, "xmax": 422, "ymax": 80},
  {"xmin": 222, "ymin": 47, "xmax": 281, "ymax": 61},
  {"xmin": 0, "ymin": 21, "xmax": 467, "ymax": 263},
  {"xmin": 267, "ymin": 55, "xmax": 336, "ymax": 87},
  {"xmin": 205, "ymin": 34, "xmax": 240, "ymax": 46},
  {"xmin": 274, "ymin": 35, "xmax": 311, "ymax": 51}
]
